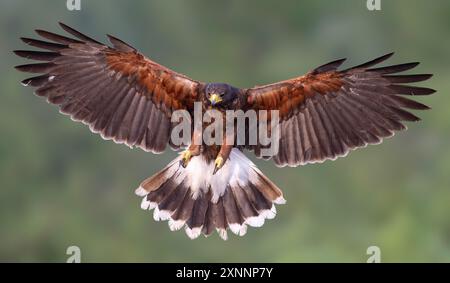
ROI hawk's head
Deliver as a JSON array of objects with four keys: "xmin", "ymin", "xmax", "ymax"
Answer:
[{"xmin": 205, "ymin": 83, "xmax": 238, "ymax": 108}]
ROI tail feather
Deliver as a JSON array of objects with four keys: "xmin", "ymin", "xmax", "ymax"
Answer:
[
  {"xmin": 136, "ymin": 149, "xmax": 286, "ymax": 240},
  {"xmin": 211, "ymin": 198, "xmax": 228, "ymax": 240},
  {"xmin": 247, "ymin": 183, "xmax": 273, "ymax": 212},
  {"xmin": 230, "ymin": 185, "xmax": 259, "ymax": 221},
  {"xmin": 171, "ymin": 189, "xmax": 195, "ymax": 223},
  {"xmin": 137, "ymin": 158, "xmax": 180, "ymax": 194},
  {"xmin": 201, "ymin": 201, "xmax": 215, "ymax": 236},
  {"xmin": 186, "ymin": 193, "xmax": 209, "ymax": 232},
  {"xmin": 159, "ymin": 180, "xmax": 189, "ymax": 212},
  {"xmin": 222, "ymin": 188, "xmax": 245, "ymax": 231},
  {"xmin": 147, "ymin": 178, "xmax": 178, "ymax": 205}
]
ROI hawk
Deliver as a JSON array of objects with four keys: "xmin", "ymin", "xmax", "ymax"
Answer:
[{"xmin": 15, "ymin": 23, "xmax": 435, "ymax": 240}]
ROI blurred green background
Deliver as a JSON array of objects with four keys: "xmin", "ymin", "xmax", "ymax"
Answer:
[{"xmin": 0, "ymin": 0, "xmax": 449, "ymax": 262}]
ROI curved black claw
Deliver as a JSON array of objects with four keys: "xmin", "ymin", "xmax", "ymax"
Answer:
[
  {"xmin": 213, "ymin": 156, "xmax": 224, "ymax": 175},
  {"xmin": 180, "ymin": 150, "xmax": 192, "ymax": 168}
]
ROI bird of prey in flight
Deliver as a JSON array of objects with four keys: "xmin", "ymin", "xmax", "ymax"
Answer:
[{"xmin": 15, "ymin": 23, "xmax": 435, "ymax": 240}]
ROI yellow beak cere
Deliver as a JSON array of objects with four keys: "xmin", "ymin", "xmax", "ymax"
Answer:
[{"xmin": 209, "ymin": 93, "xmax": 223, "ymax": 105}]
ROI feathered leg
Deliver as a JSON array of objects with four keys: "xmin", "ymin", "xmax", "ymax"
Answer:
[
  {"xmin": 213, "ymin": 132, "xmax": 234, "ymax": 174},
  {"xmin": 180, "ymin": 128, "xmax": 202, "ymax": 168}
]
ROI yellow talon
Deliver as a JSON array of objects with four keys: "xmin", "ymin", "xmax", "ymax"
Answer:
[
  {"xmin": 213, "ymin": 156, "xmax": 224, "ymax": 175},
  {"xmin": 180, "ymin": 150, "xmax": 192, "ymax": 168}
]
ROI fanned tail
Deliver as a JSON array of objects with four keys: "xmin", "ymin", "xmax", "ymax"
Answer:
[{"xmin": 136, "ymin": 149, "xmax": 285, "ymax": 240}]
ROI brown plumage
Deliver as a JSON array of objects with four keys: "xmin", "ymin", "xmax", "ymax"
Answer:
[
  {"xmin": 245, "ymin": 53, "xmax": 435, "ymax": 166},
  {"xmin": 15, "ymin": 23, "xmax": 435, "ymax": 240},
  {"xmin": 16, "ymin": 22, "xmax": 201, "ymax": 153}
]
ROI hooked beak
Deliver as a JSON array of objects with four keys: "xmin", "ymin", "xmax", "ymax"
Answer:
[{"xmin": 208, "ymin": 93, "xmax": 223, "ymax": 106}]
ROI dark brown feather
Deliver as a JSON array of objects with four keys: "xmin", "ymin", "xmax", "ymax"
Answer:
[
  {"xmin": 20, "ymin": 37, "xmax": 67, "ymax": 51},
  {"xmin": 383, "ymin": 74, "xmax": 433, "ymax": 83},
  {"xmin": 158, "ymin": 181, "xmax": 190, "ymax": 212},
  {"xmin": 58, "ymin": 22, "xmax": 102, "ymax": 44},
  {"xmin": 147, "ymin": 178, "xmax": 179, "ymax": 205},
  {"xmin": 244, "ymin": 183, "xmax": 272, "ymax": 212},
  {"xmin": 311, "ymin": 58, "xmax": 346, "ymax": 74},
  {"xmin": 230, "ymin": 185, "xmax": 259, "ymax": 219},
  {"xmin": 107, "ymin": 34, "xmax": 136, "ymax": 52},
  {"xmin": 391, "ymin": 85, "xmax": 436, "ymax": 96},
  {"xmin": 20, "ymin": 75, "xmax": 50, "ymax": 87},
  {"xmin": 171, "ymin": 191, "xmax": 195, "ymax": 222},
  {"xmin": 14, "ymin": 50, "xmax": 59, "ymax": 61},
  {"xmin": 344, "ymin": 52, "xmax": 394, "ymax": 71},
  {"xmin": 35, "ymin": 29, "xmax": 82, "ymax": 44},
  {"xmin": 15, "ymin": 62, "xmax": 55, "ymax": 73},
  {"xmin": 385, "ymin": 95, "xmax": 430, "ymax": 110},
  {"xmin": 368, "ymin": 62, "xmax": 419, "ymax": 74},
  {"xmin": 186, "ymin": 195, "xmax": 209, "ymax": 229},
  {"xmin": 222, "ymin": 186, "xmax": 245, "ymax": 225}
]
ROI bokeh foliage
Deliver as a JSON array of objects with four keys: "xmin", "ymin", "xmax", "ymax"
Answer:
[{"xmin": 0, "ymin": 0, "xmax": 449, "ymax": 262}]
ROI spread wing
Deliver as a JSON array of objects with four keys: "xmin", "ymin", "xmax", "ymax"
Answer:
[
  {"xmin": 15, "ymin": 22, "xmax": 202, "ymax": 153},
  {"xmin": 244, "ymin": 53, "xmax": 435, "ymax": 167}
]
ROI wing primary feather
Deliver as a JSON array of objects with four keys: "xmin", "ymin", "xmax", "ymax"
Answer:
[
  {"xmin": 61, "ymin": 73, "xmax": 113, "ymax": 115},
  {"xmin": 15, "ymin": 62, "xmax": 55, "ymax": 73},
  {"xmin": 13, "ymin": 50, "xmax": 59, "ymax": 61},
  {"xmin": 311, "ymin": 58, "xmax": 347, "ymax": 74},
  {"xmin": 58, "ymin": 22, "xmax": 103, "ymax": 44},
  {"xmin": 390, "ymin": 85, "xmax": 436, "ymax": 96},
  {"xmin": 368, "ymin": 62, "xmax": 420, "ymax": 74},
  {"xmin": 21, "ymin": 75, "xmax": 50, "ymax": 87},
  {"xmin": 344, "ymin": 52, "xmax": 394, "ymax": 71},
  {"xmin": 382, "ymin": 74, "xmax": 433, "ymax": 83},
  {"xmin": 35, "ymin": 29, "xmax": 83, "ymax": 44},
  {"xmin": 341, "ymin": 94, "xmax": 400, "ymax": 136},
  {"xmin": 107, "ymin": 34, "xmax": 136, "ymax": 52},
  {"xmin": 323, "ymin": 96, "xmax": 362, "ymax": 148},
  {"xmin": 385, "ymin": 95, "xmax": 431, "ymax": 110},
  {"xmin": 333, "ymin": 95, "xmax": 374, "ymax": 144},
  {"xmin": 20, "ymin": 37, "xmax": 67, "ymax": 51},
  {"xmin": 387, "ymin": 106, "xmax": 421, "ymax": 122}
]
